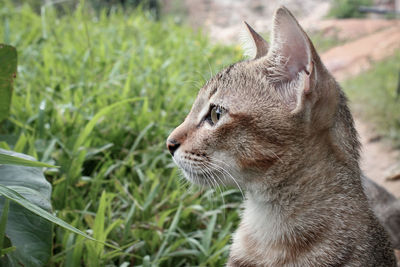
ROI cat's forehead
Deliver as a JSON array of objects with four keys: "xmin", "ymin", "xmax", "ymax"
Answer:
[
  {"xmin": 204, "ymin": 60, "xmax": 257, "ymax": 97},
  {"xmin": 201, "ymin": 60, "xmax": 273, "ymax": 105},
  {"xmin": 189, "ymin": 58, "xmax": 287, "ymax": 124},
  {"xmin": 203, "ymin": 63, "xmax": 239, "ymax": 98}
]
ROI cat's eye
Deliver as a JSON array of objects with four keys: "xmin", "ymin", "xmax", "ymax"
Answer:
[{"xmin": 210, "ymin": 106, "xmax": 223, "ymax": 125}]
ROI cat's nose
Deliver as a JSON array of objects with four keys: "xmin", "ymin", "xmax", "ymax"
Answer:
[{"xmin": 167, "ymin": 139, "xmax": 180, "ymax": 156}]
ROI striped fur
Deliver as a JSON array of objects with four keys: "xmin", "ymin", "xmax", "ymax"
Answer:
[{"xmin": 167, "ymin": 6, "xmax": 396, "ymax": 267}]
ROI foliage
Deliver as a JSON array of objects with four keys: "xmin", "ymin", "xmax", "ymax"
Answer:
[
  {"xmin": 0, "ymin": 43, "xmax": 108, "ymax": 265},
  {"xmin": 328, "ymin": 0, "xmax": 372, "ymax": 18},
  {"xmin": 11, "ymin": 0, "xmax": 161, "ymax": 18},
  {"xmin": 0, "ymin": 44, "xmax": 16, "ymax": 122},
  {"xmin": 0, "ymin": 149, "xmax": 53, "ymax": 266},
  {"xmin": 0, "ymin": 1, "xmax": 243, "ymax": 265},
  {"xmin": 344, "ymin": 51, "xmax": 400, "ymax": 147},
  {"xmin": 0, "ymin": 152, "xmax": 56, "ymax": 167},
  {"xmin": 0, "ymin": 149, "xmax": 106, "ymax": 244}
]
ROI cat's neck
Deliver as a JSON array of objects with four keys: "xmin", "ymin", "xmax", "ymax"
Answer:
[
  {"xmin": 230, "ymin": 143, "xmax": 366, "ymax": 266},
  {"xmin": 246, "ymin": 135, "xmax": 362, "ymax": 218}
]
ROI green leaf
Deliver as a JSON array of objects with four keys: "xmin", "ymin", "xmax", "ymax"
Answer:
[
  {"xmin": 0, "ymin": 199, "xmax": 10, "ymax": 252},
  {"xmin": 0, "ymin": 184, "xmax": 98, "ymax": 242},
  {"xmin": 154, "ymin": 203, "xmax": 182, "ymax": 261},
  {"xmin": 0, "ymin": 150, "xmax": 53, "ymax": 266},
  {"xmin": 202, "ymin": 213, "xmax": 217, "ymax": 254},
  {"xmin": 0, "ymin": 44, "xmax": 17, "ymax": 122},
  {"xmin": 0, "ymin": 150, "xmax": 118, "ymax": 267},
  {"xmin": 86, "ymin": 191, "xmax": 114, "ymax": 267},
  {"xmin": 0, "ymin": 150, "xmax": 58, "ymax": 168}
]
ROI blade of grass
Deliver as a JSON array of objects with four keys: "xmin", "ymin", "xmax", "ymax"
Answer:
[
  {"xmin": 0, "ymin": 152, "xmax": 58, "ymax": 168},
  {"xmin": 72, "ymin": 97, "xmax": 144, "ymax": 153},
  {"xmin": 201, "ymin": 212, "xmax": 217, "ymax": 254},
  {"xmin": 154, "ymin": 203, "xmax": 183, "ymax": 261},
  {"xmin": 0, "ymin": 199, "xmax": 10, "ymax": 252}
]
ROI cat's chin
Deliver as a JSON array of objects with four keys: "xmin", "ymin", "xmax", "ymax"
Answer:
[
  {"xmin": 176, "ymin": 165, "xmax": 212, "ymax": 186},
  {"xmin": 173, "ymin": 158, "xmax": 206, "ymax": 183},
  {"xmin": 181, "ymin": 170, "xmax": 212, "ymax": 186}
]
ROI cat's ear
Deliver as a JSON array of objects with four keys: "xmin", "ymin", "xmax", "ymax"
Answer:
[
  {"xmin": 241, "ymin": 22, "xmax": 269, "ymax": 60},
  {"xmin": 268, "ymin": 6, "xmax": 312, "ymax": 80},
  {"xmin": 266, "ymin": 6, "xmax": 315, "ymax": 110}
]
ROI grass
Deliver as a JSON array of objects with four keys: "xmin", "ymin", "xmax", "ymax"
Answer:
[
  {"xmin": 343, "ymin": 51, "xmax": 400, "ymax": 148},
  {"xmin": 0, "ymin": 2, "xmax": 244, "ymax": 266},
  {"xmin": 2, "ymin": 1, "xmax": 398, "ymax": 265},
  {"xmin": 327, "ymin": 0, "xmax": 372, "ymax": 18}
]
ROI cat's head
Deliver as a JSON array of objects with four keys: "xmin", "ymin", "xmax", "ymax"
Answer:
[{"xmin": 166, "ymin": 7, "xmax": 345, "ymax": 189}]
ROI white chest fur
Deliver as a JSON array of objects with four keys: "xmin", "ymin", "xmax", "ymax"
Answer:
[{"xmin": 230, "ymin": 196, "xmax": 294, "ymax": 266}]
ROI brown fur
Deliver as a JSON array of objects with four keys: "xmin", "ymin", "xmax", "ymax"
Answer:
[{"xmin": 167, "ymin": 6, "xmax": 396, "ymax": 266}]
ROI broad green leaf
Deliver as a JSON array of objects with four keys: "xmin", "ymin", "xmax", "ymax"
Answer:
[
  {"xmin": 0, "ymin": 149, "xmax": 119, "ymax": 245},
  {"xmin": 0, "ymin": 149, "xmax": 53, "ymax": 266},
  {"xmin": 0, "ymin": 44, "xmax": 17, "ymax": 122},
  {"xmin": 0, "ymin": 151, "xmax": 58, "ymax": 168},
  {"xmin": 0, "ymin": 150, "xmax": 118, "ymax": 266},
  {"xmin": 0, "ymin": 181, "xmax": 99, "ymax": 242}
]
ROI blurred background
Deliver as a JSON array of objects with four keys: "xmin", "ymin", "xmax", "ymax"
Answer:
[{"xmin": 0, "ymin": 0, "xmax": 399, "ymax": 266}]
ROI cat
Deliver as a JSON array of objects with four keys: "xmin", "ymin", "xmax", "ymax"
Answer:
[{"xmin": 166, "ymin": 6, "xmax": 396, "ymax": 266}]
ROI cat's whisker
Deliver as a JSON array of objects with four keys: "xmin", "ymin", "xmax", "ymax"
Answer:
[
  {"xmin": 206, "ymin": 163, "xmax": 229, "ymax": 218},
  {"xmin": 180, "ymin": 79, "xmax": 204, "ymax": 89},
  {"xmin": 203, "ymin": 165, "xmax": 218, "ymax": 208},
  {"xmin": 187, "ymin": 161, "xmax": 196, "ymax": 188},
  {"xmin": 201, "ymin": 162, "xmax": 226, "ymax": 213},
  {"xmin": 191, "ymin": 161, "xmax": 206, "ymax": 193},
  {"xmin": 207, "ymin": 158, "xmax": 245, "ymax": 200},
  {"xmin": 202, "ymin": 160, "xmax": 228, "ymax": 189},
  {"xmin": 193, "ymin": 70, "xmax": 210, "ymax": 84},
  {"xmin": 206, "ymin": 59, "xmax": 215, "ymax": 79},
  {"xmin": 200, "ymin": 164, "xmax": 217, "ymax": 208},
  {"xmin": 177, "ymin": 174, "xmax": 188, "ymax": 188},
  {"xmin": 212, "ymin": 161, "xmax": 245, "ymax": 199},
  {"xmin": 208, "ymin": 163, "xmax": 243, "ymax": 198}
]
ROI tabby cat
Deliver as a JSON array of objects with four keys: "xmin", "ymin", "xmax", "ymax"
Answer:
[{"xmin": 167, "ymin": 6, "xmax": 396, "ymax": 266}]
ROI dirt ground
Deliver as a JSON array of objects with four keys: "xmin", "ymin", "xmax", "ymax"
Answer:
[
  {"xmin": 176, "ymin": 0, "xmax": 331, "ymax": 44},
  {"xmin": 321, "ymin": 20, "xmax": 400, "ymax": 80},
  {"xmin": 175, "ymin": 0, "xmax": 400, "ymax": 197}
]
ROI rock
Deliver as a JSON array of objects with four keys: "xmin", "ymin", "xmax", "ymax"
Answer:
[{"xmin": 386, "ymin": 166, "xmax": 400, "ymax": 181}]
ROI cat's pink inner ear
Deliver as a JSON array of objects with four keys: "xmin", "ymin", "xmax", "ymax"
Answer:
[
  {"xmin": 243, "ymin": 22, "xmax": 269, "ymax": 59},
  {"xmin": 268, "ymin": 6, "xmax": 312, "ymax": 80},
  {"xmin": 303, "ymin": 61, "xmax": 313, "ymax": 95}
]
